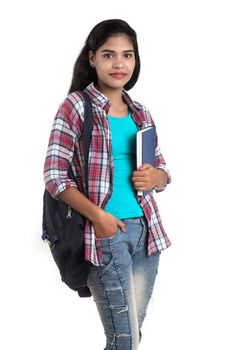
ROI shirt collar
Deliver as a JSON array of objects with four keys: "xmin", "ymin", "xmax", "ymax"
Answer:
[{"xmin": 84, "ymin": 82, "xmax": 143, "ymax": 114}]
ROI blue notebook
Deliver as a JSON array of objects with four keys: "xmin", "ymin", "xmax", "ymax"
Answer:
[{"xmin": 136, "ymin": 126, "xmax": 156, "ymax": 196}]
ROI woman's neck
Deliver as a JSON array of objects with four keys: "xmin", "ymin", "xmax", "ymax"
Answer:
[{"xmin": 96, "ymin": 85, "xmax": 128, "ymax": 116}]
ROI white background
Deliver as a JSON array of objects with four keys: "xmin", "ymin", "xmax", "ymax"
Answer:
[{"xmin": 1, "ymin": 1, "xmax": 234, "ymax": 349}]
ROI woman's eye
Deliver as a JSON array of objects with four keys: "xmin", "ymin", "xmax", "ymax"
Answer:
[
  {"xmin": 103, "ymin": 53, "xmax": 113, "ymax": 58},
  {"xmin": 102, "ymin": 52, "xmax": 134, "ymax": 59}
]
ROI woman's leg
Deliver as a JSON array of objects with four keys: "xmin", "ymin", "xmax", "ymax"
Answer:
[
  {"xmin": 87, "ymin": 217, "xmax": 160, "ymax": 350},
  {"xmin": 132, "ymin": 217, "xmax": 160, "ymax": 332}
]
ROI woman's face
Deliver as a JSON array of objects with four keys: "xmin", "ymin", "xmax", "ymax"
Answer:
[{"xmin": 89, "ymin": 34, "xmax": 136, "ymax": 92}]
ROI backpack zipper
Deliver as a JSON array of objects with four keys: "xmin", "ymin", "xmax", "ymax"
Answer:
[{"xmin": 66, "ymin": 206, "xmax": 72, "ymax": 219}]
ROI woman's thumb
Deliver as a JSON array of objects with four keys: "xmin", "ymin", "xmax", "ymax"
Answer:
[{"xmin": 117, "ymin": 220, "xmax": 126, "ymax": 232}]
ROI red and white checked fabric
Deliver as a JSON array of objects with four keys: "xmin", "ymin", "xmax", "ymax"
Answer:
[{"xmin": 44, "ymin": 83, "xmax": 171, "ymax": 265}]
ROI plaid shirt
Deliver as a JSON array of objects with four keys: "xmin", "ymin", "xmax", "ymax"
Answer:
[{"xmin": 44, "ymin": 83, "xmax": 171, "ymax": 266}]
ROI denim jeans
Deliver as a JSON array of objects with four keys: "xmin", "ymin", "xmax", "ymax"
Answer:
[{"xmin": 87, "ymin": 217, "xmax": 160, "ymax": 350}]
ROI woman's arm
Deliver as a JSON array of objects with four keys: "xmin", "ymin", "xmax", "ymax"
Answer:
[{"xmin": 58, "ymin": 187, "xmax": 126, "ymax": 238}]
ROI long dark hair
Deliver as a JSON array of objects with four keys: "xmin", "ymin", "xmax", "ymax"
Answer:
[{"xmin": 68, "ymin": 19, "xmax": 141, "ymax": 94}]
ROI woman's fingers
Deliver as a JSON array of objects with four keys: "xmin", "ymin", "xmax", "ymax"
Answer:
[{"xmin": 117, "ymin": 219, "xmax": 126, "ymax": 232}]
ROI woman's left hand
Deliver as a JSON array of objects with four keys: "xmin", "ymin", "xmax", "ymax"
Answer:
[{"xmin": 132, "ymin": 163, "xmax": 168, "ymax": 192}]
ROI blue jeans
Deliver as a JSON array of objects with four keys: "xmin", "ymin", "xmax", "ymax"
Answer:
[{"xmin": 87, "ymin": 217, "xmax": 160, "ymax": 350}]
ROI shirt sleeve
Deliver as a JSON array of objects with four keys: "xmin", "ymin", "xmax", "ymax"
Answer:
[
  {"xmin": 43, "ymin": 98, "xmax": 80, "ymax": 199},
  {"xmin": 154, "ymin": 143, "xmax": 171, "ymax": 192},
  {"xmin": 144, "ymin": 106, "xmax": 171, "ymax": 192}
]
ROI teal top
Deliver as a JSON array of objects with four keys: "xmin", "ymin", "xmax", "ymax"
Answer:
[{"xmin": 104, "ymin": 112, "xmax": 144, "ymax": 219}]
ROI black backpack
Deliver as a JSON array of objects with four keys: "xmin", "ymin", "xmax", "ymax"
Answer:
[{"xmin": 42, "ymin": 91, "xmax": 93, "ymax": 297}]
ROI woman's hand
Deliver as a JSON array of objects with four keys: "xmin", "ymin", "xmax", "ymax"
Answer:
[
  {"xmin": 132, "ymin": 163, "xmax": 168, "ymax": 192},
  {"xmin": 58, "ymin": 188, "xmax": 126, "ymax": 239},
  {"xmin": 92, "ymin": 210, "xmax": 126, "ymax": 239}
]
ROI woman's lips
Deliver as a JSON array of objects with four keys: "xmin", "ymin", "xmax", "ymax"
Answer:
[{"xmin": 110, "ymin": 73, "xmax": 127, "ymax": 79}]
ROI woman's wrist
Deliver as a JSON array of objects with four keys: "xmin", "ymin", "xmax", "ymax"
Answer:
[
  {"xmin": 59, "ymin": 187, "xmax": 104, "ymax": 222},
  {"xmin": 89, "ymin": 206, "xmax": 105, "ymax": 223},
  {"xmin": 154, "ymin": 168, "xmax": 168, "ymax": 190}
]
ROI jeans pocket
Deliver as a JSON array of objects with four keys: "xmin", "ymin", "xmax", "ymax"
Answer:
[
  {"xmin": 97, "ymin": 227, "xmax": 122, "ymax": 242},
  {"xmin": 97, "ymin": 230, "xmax": 122, "ymax": 276}
]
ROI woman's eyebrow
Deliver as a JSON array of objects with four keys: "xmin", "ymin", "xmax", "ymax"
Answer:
[{"xmin": 100, "ymin": 49, "xmax": 135, "ymax": 53}]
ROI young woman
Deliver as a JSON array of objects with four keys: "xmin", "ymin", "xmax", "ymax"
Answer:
[{"xmin": 44, "ymin": 19, "xmax": 171, "ymax": 350}]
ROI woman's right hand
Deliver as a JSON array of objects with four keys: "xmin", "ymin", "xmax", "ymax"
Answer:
[
  {"xmin": 58, "ymin": 187, "xmax": 126, "ymax": 239},
  {"xmin": 92, "ymin": 210, "xmax": 126, "ymax": 239}
]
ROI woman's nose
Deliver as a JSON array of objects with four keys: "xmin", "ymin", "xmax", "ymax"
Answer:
[{"xmin": 113, "ymin": 57, "xmax": 124, "ymax": 69}]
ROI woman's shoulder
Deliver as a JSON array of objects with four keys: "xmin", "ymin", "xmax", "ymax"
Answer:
[
  {"xmin": 124, "ymin": 91, "xmax": 151, "ymax": 115},
  {"xmin": 56, "ymin": 91, "xmax": 86, "ymax": 124},
  {"xmin": 60, "ymin": 91, "xmax": 85, "ymax": 113},
  {"xmin": 132, "ymin": 100, "xmax": 150, "ymax": 113},
  {"xmin": 130, "ymin": 98, "xmax": 152, "ymax": 118},
  {"xmin": 130, "ymin": 98, "xmax": 155, "ymax": 126}
]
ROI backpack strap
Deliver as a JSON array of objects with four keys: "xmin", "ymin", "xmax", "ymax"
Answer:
[
  {"xmin": 68, "ymin": 91, "xmax": 93, "ymax": 197},
  {"xmin": 82, "ymin": 91, "xmax": 93, "ymax": 196}
]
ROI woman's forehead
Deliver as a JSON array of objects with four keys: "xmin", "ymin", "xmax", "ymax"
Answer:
[{"xmin": 98, "ymin": 34, "xmax": 134, "ymax": 51}]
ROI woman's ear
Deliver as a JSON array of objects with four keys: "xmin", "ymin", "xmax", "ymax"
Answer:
[{"xmin": 88, "ymin": 50, "xmax": 95, "ymax": 68}]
